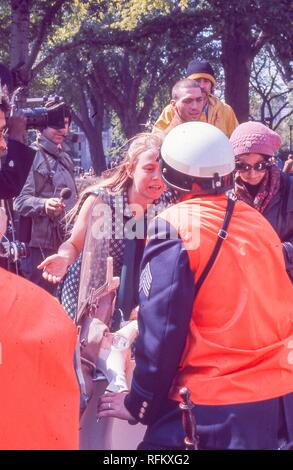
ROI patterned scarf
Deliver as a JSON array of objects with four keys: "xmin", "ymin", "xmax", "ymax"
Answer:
[
  {"xmin": 234, "ymin": 165, "xmax": 281, "ymax": 213},
  {"xmin": 36, "ymin": 135, "xmax": 75, "ymax": 175}
]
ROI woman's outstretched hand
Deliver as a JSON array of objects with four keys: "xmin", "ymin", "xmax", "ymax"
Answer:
[{"xmin": 37, "ymin": 254, "xmax": 70, "ymax": 283}]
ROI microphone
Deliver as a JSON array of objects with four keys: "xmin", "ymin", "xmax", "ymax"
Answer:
[{"xmin": 60, "ymin": 187, "xmax": 72, "ymax": 203}]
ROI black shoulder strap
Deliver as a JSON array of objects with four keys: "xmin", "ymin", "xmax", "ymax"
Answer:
[
  {"xmin": 34, "ymin": 147, "xmax": 59, "ymax": 197},
  {"xmin": 194, "ymin": 195, "xmax": 236, "ymax": 297},
  {"xmin": 39, "ymin": 147, "xmax": 59, "ymax": 177},
  {"xmin": 114, "ymin": 238, "xmax": 137, "ymax": 323}
]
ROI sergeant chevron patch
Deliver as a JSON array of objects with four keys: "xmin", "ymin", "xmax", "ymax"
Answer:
[{"xmin": 139, "ymin": 262, "xmax": 152, "ymax": 298}]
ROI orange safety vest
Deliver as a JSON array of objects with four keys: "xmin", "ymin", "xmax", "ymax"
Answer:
[
  {"xmin": 0, "ymin": 268, "xmax": 79, "ymax": 449},
  {"xmin": 158, "ymin": 195, "xmax": 293, "ymax": 405}
]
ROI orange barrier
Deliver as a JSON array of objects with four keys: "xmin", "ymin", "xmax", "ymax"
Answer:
[{"xmin": 0, "ymin": 268, "xmax": 79, "ymax": 449}]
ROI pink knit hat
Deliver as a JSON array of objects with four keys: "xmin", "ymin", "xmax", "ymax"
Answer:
[{"xmin": 229, "ymin": 122, "xmax": 281, "ymax": 158}]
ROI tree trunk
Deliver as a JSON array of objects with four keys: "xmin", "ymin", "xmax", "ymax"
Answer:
[
  {"xmin": 121, "ymin": 105, "xmax": 142, "ymax": 139},
  {"xmin": 221, "ymin": 36, "xmax": 253, "ymax": 123},
  {"xmin": 87, "ymin": 130, "xmax": 106, "ymax": 175},
  {"xmin": 72, "ymin": 81, "xmax": 107, "ymax": 176},
  {"xmin": 10, "ymin": 0, "xmax": 30, "ymax": 78},
  {"xmin": 73, "ymin": 112, "xmax": 106, "ymax": 176}
]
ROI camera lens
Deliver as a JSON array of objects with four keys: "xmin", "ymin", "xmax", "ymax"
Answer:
[
  {"xmin": 23, "ymin": 107, "xmax": 48, "ymax": 129},
  {"xmin": 9, "ymin": 241, "xmax": 28, "ymax": 262}
]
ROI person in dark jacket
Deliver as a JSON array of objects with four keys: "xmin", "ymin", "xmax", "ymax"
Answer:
[
  {"xmin": 0, "ymin": 74, "xmax": 35, "ymax": 271},
  {"xmin": 0, "ymin": 91, "xmax": 35, "ymax": 199},
  {"xmin": 230, "ymin": 121, "xmax": 293, "ymax": 282}
]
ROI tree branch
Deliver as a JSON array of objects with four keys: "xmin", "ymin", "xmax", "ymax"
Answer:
[
  {"xmin": 31, "ymin": 8, "xmax": 207, "ymax": 79},
  {"xmin": 27, "ymin": 0, "xmax": 68, "ymax": 70},
  {"xmin": 273, "ymin": 109, "xmax": 293, "ymax": 131},
  {"xmin": 267, "ymin": 89, "xmax": 291, "ymax": 105},
  {"xmin": 31, "ymin": 39, "xmax": 84, "ymax": 77},
  {"xmin": 252, "ymin": 30, "xmax": 269, "ymax": 55},
  {"xmin": 272, "ymin": 100, "xmax": 289, "ymax": 120},
  {"xmin": 265, "ymin": 68, "xmax": 278, "ymax": 97}
]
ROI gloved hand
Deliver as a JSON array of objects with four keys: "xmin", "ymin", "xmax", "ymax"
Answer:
[{"xmin": 96, "ymin": 320, "xmax": 138, "ymax": 393}]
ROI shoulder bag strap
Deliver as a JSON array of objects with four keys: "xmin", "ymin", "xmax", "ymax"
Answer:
[
  {"xmin": 35, "ymin": 147, "xmax": 59, "ymax": 197},
  {"xmin": 194, "ymin": 195, "xmax": 236, "ymax": 297},
  {"xmin": 114, "ymin": 238, "xmax": 137, "ymax": 326}
]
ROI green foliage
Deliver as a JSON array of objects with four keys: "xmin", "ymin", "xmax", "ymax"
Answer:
[
  {"xmin": 0, "ymin": 1, "xmax": 12, "ymax": 61},
  {"xmin": 108, "ymin": 0, "xmax": 173, "ymax": 30},
  {"xmin": 3, "ymin": 0, "xmax": 292, "ymax": 159},
  {"xmin": 44, "ymin": 0, "xmax": 89, "ymax": 46}
]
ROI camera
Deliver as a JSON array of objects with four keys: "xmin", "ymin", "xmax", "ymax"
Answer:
[
  {"xmin": 0, "ymin": 63, "xmax": 68, "ymax": 130},
  {"xmin": 0, "ymin": 239, "xmax": 29, "ymax": 263},
  {"xmin": 11, "ymin": 87, "xmax": 67, "ymax": 130}
]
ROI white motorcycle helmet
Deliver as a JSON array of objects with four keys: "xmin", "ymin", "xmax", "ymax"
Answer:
[{"xmin": 161, "ymin": 121, "xmax": 235, "ymax": 194}]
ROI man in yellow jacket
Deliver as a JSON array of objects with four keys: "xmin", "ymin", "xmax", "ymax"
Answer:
[
  {"xmin": 153, "ymin": 78, "xmax": 205, "ymax": 137},
  {"xmin": 153, "ymin": 60, "xmax": 238, "ymax": 137}
]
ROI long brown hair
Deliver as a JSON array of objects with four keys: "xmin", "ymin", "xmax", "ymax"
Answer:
[{"xmin": 67, "ymin": 132, "xmax": 162, "ymax": 225}]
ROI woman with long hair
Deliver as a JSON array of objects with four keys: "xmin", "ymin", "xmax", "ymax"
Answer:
[
  {"xmin": 38, "ymin": 132, "xmax": 171, "ymax": 319},
  {"xmin": 37, "ymin": 132, "xmax": 173, "ymax": 450}
]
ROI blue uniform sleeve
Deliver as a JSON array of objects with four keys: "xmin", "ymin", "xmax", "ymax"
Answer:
[{"xmin": 124, "ymin": 217, "xmax": 196, "ymax": 425}]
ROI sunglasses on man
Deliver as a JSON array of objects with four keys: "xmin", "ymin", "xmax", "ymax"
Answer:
[{"xmin": 235, "ymin": 161, "xmax": 272, "ymax": 173}]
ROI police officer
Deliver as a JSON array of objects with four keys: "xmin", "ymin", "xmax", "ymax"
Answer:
[{"xmin": 97, "ymin": 122, "xmax": 293, "ymax": 450}]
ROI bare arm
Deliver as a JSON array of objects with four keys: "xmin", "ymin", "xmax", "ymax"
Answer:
[{"xmin": 37, "ymin": 194, "xmax": 99, "ymax": 283}]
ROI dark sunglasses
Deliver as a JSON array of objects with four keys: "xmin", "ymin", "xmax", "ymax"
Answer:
[{"xmin": 235, "ymin": 161, "xmax": 271, "ymax": 173}]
